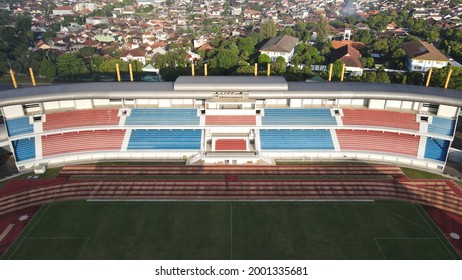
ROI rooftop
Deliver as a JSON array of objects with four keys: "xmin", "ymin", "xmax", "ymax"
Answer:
[
  {"xmin": 402, "ymin": 40, "xmax": 450, "ymax": 62},
  {"xmin": 0, "ymin": 77, "xmax": 461, "ymax": 107},
  {"xmin": 259, "ymin": 35, "xmax": 299, "ymax": 53}
]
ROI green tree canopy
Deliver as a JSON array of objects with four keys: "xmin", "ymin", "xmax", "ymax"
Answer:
[
  {"xmin": 258, "ymin": 53, "xmax": 271, "ymax": 64},
  {"xmin": 332, "ymin": 59, "xmax": 344, "ymax": 79},
  {"xmin": 40, "ymin": 57, "xmax": 57, "ymax": 81},
  {"xmin": 56, "ymin": 53, "xmax": 89, "ymax": 77},
  {"xmin": 315, "ymin": 17, "xmax": 330, "ymax": 43},
  {"xmin": 272, "ymin": 56, "xmax": 287, "ymax": 74},
  {"xmin": 260, "ymin": 18, "xmax": 277, "ymax": 39}
]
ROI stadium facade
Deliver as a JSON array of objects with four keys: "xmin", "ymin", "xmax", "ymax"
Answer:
[{"xmin": 0, "ymin": 76, "xmax": 461, "ymax": 171}]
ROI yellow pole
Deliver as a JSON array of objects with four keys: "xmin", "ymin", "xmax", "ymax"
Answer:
[
  {"xmin": 129, "ymin": 63, "xmax": 133, "ymax": 82},
  {"xmin": 116, "ymin": 64, "xmax": 121, "ymax": 82},
  {"xmin": 254, "ymin": 63, "xmax": 258, "ymax": 76},
  {"xmin": 204, "ymin": 63, "xmax": 208, "ymax": 76},
  {"xmin": 328, "ymin": 63, "xmax": 333, "ymax": 82},
  {"xmin": 29, "ymin": 67, "xmax": 36, "ymax": 86},
  {"xmin": 267, "ymin": 63, "xmax": 271, "ymax": 76},
  {"xmin": 340, "ymin": 64, "xmax": 345, "ymax": 82},
  {"xmin": 425, "ymin": 68, "xmax": 433, "ymax": 87},
  {"xmin": 444, "ymin": 68, "xmax": 452, "ymax": 89},
  {"xmin": 10, "ymin": 69, "xmax": 17, "ymax": 89},
  {"xmin": 191, "ymin": 63, "xmax": 195, "ymax": 76}
]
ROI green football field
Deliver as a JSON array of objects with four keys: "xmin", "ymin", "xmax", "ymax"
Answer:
[{"xmin": 2, "ymin": 201, "xmax": 460, "ymax": 260}]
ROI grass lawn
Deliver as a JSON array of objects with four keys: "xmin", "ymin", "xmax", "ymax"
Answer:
[
  {"xmin": 2, "ymin": 201, "xmax": 459, "ymax": 260},
  {"xmin": 0, "ymin": 180, "xmax": 8, "ymax": 189},
  {"xmin": 401, "ymin": 167, "xmax": 447, "ymax": 180}
]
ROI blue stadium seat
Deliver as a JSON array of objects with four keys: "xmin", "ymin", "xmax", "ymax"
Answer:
[
  {"xmin": 125, "ymin": 109, "xmax": 199, "ymax": 126},
  {"xmin": 12, "ymin": 138, "xmax": 36, "ymax": 161},
  {"xmin": 260, "ymin": 129, "xmax": 334, "ymax": 150},
  {"xmin": 127, "ymin": 129, "xmax": 201, "ymax": 150},
  {"xmin": 424, "ymin": 138, "xmax": 449, "ymax": 161},
  {"xmin": 428, "ymin": 117, "xmax": 456, "ymax": 136},
  {"xmin": 262, "ymin": 109, "xmax": 336, "ymax": 126},
  {"xmin": 6, "ymin": 116, "xmax": 33, "ymax": 137}
]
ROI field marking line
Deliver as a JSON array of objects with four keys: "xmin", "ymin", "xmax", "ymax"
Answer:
[
  {"xmin": 5, "ymin": 203, "xmax": 51, "ymax": 260},
  {"xmin": 374, "ymin": 237, "xmax": 439, "ymax": 240},
  {"xmin": 27, "ymin": 237, "xmax": 89, "ymax": 240},
  {"xmin": 0, "ymin": 224, "xmax": 15, "ymax": 242},
  {"xmin": 391, "ymin": 211, "xmax": 433, "ymax": 234},
  {"xmin": 413, "ymin": 204, "xmax": 459, "ymax": 259},
  {"xmin": 77, "ymin": 237, "xmax": 90, "ymax": 260},
  {"xmin": 373, "ymin": 238, "xmax": 387, "ymax": 260},
  {"xmin": 230, "ymin": 203, "xmax": 233, "ymax": 260}
]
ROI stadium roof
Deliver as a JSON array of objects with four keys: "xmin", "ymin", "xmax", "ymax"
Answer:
[
  {"xmin": 174, "ymin": 76, "xmax": 288, "ymax": 91},
  {"xmin": 0, "ymin": 77, "xmax": 461, "ymax": 107}
]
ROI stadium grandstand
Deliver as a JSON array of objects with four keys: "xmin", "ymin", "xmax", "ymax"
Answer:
[{"xmin": 0, "ymin": 76, "xmax": 461, "ymax": 172}]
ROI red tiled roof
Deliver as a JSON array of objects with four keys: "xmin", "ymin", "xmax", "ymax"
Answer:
[
  {"xmin": 55, "ymin": 6, "xmax": 73, "ymax": 11},
  {"xmin": 331, "ymin": 40, "xmax": 365, "ymax": 51},
  {"xmin": 332, "ymin": 44, "xmax": 362, "ymax": 68},
  {"xmin": 120, "ymin": 49, "xmax": 146, "ymax": 58}
]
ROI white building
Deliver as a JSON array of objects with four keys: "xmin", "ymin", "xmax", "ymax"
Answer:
[
  {"xmin": 85, "ymin": 16, "xmax": 109, "ymax": 25},
  {"xmin": 53, "ymin": 6, "xmax": 74, "ymax": 16},
  {"xmin": 259, "ymin": 35, "xmax": 299, "ymax": 62},
  {"xmin": 74, "ymin": 3, "xmax": 98, "ymax": 13},
  {"xmin": 402, "ymin": 41, "xmax": 450, "ymax": 72},
  {"xmin": 120, "ymin": 49, "xmax": 147, "ymax": 65}
]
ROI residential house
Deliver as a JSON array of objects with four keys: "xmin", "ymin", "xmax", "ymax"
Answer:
[
  {"xmin": 402, "ymin": 40, "xmax": 450, "ymax": 72},
  {"xmin": 332, "ymin": 44, "xmax": 363, "ymax": 76},
  {"xmin": 259, "ymin": 35, "xmax": 299, "ymax": 62},
  {"xmin": 120, "ymin": 49, "xmax": 147, "ymax": 65},
  {"xmin": 53, "ymin": 6, "xmax": 74, "ymax": 16},
  {"xmin": 86, "ymin": 17, "xmax": 109, "ymax": 25},
  {"xmin": 74, "ymin": 3, "xmax": 98, "ymax": 14}
]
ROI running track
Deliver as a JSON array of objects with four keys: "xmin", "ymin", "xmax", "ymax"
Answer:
[{"xmin": 1, "ymin": 164, "xmax": 462, "ymax": 257}]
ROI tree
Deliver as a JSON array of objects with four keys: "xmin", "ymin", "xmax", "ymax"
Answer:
[
  {"xmin": 40, "ymin": 57, "xmax": 57, "ymax": 81},
  {"xmin": 15, "ymin": 15, "xmax": 32, "ymax": 34},
  {"xmin": 79, "ymin": 46, "xmax": 96, "ymax": 58},
  {"xmin": 376, "ymin": 72, "xmax": 391, "ymax": 83},
  {"xmin": 0, "ymin": 10, "xmax": 11, "ymax": 26},
  {"xmin": 258, "ymin": 53, "xmax": 271, "ymax": 64},
  {"xmin": 214, "ymin": 49, "xmax": 240, "ymax": 70},
  {"xmin": 332, "ymin": 59, "xmax": 344, "ymax": 79},
  {"xmin": 354, "ymin": 30, "xmax": 373, "ymax": 45},
  {"xmin": 98, "ymin": 59, "xmax": 128, "ymax": 73},
  {"xmin": 272, "ymin": 56, "xmax": 287, "ymax": 74},
  {"xmin": 315, "ymin": 17, "xmax": 330, "ymax": 43},
  {"xmin": 362, "ymin": 72, "xmax": 377, "ymax": 83},
  {"xmin": 238, "ymin": 36, "xmax": 256, "ymax": 54},
  {"xmin": 373, "ymin": 39, "xmax": 389, "ymax": 54},
  {"xmin": 56, "ymin": 53, "xmax": 89, "ymax": 78},
  {"xmin": 260, "ymin": 18, "xmax": 277, "ymax": 39}
]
